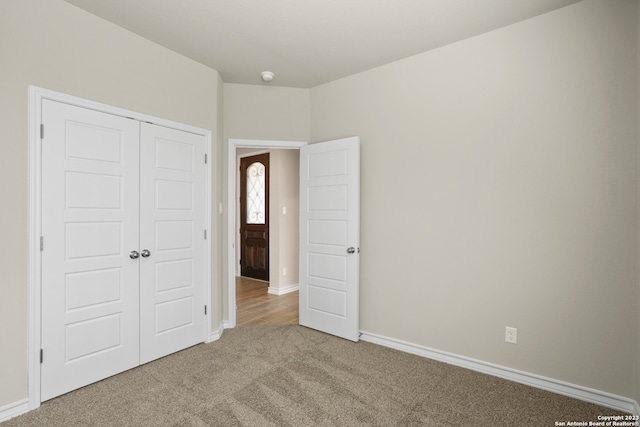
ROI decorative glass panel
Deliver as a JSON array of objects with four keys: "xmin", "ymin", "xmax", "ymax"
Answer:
[{"xmin": 246, "ymin": 162, "xmax": 265, "ymax": 224}]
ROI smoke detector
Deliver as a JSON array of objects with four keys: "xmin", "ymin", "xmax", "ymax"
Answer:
[{"xmin": 260, "ymin": 71, "xmax": 275, "ymax": 82}]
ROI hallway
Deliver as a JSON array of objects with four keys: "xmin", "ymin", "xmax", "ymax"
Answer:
[{"xmin": 235, "ymin": 277, "xmax": 299, "ymax": 326}]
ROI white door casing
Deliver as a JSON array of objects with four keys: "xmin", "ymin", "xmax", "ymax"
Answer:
[
  {"xmin": 41, "ymin": 100, "xmax": 141, "ymax": 400},
  {"xmin": 139, "ymin": 123, "xmax": 206, "ymax": 364},
  {"xmin": 299, "ymin": 136, "xmax": 360, "ymax": 342}
]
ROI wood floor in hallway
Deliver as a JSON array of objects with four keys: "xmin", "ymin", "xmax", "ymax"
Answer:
[{"xmin": 236, "ymin": 276, "xmax": 299, "ymax": 326}]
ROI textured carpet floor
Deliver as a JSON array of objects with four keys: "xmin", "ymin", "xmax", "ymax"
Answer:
[{"xmin": 3, "ymin": 325, "xmax": 627, "ymax": 426}]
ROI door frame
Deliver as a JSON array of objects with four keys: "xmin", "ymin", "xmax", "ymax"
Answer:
[
  {"xmin": 226, "ymin": 139, "xmax": 306, "ymax": 328},
  {"xmin": 28, "ymin": 86, "xmax": 213, "ymax": 410}
]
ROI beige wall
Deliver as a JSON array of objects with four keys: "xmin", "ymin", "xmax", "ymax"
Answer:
[
  {"xmin": 223, "ymin": 84, "xmax": 311, "ymax": 142},
  {"xmin": 212, "ymin": 74, "xmax": 225, "ymax": 332},
  {"xmin": 223, "ymin": 84, "xmax": 310, "ymax": 318},
  {"xmin": 311, "ymin": 0, "xmax": 637, "ymax": 399},
  {"xmin": 636, "ymin": 0, "xmax": 640, "ymax": 404},
  {"xmin": 0, "ymin": 0, "xmax": 220, "ymax": 407},
  {"xmin": 269, "ymin": 149, "xmax": 300, "ymax": 290}
]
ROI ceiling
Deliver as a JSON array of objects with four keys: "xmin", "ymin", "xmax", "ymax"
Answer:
[{"xmin": 63, "ymin": 0, "xmax": 581, "ymax": 88}]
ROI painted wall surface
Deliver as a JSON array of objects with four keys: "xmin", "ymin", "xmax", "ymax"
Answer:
[
  {"xmin": 636, "ymin": 0, "xmax": 640, "ymax": 404},
  {"xmin": 269, "ymin": 149, "xmax": 300, "ymax": 290},
  {"xmin": 311, "ymin": 0, "xmax": 637, "ymax": 399},
  {"xmin": 0, "ymin": 0, "xmax": 220, "ymax": 407},
  {"xmin": 212, "ymin": 73, "xmax": 225, "ymax": 332},
  {"xmin": 223, "ymin": 84, "xmax": 309, "ymax": 318},
  {"xmin": 223, "ymin": 84, "xmax": 311, "ymax": 142}
]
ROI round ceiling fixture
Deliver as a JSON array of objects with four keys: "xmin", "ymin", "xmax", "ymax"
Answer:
[{"xmin": 260, "ymin": 71, "xmax": 275, "ymax": 82}]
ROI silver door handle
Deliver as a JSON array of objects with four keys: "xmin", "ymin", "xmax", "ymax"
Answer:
[
  {"xmin": 129, "ymin": 250, "xmax": 140, "ymax": 259},
  {"xmin": 141, "ymin": 249, "xmax": 151, "ymax": 258},
  {"xmin": 347, "ymin": 247, "xmax": 356, "ymax": 254}
]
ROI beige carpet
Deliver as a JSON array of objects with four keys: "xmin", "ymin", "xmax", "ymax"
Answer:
[{"xmin": 3, "ymin": 325, "xmax": 626, "ymax": 426}]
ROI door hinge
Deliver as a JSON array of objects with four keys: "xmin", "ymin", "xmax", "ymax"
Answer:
[
  {"xmin": 40, "ymin": 124, "xmax": 44, "ymax": 139},
  {"xmin": 40, "ymin": 236, "xmax": 44, "ymax": 251},
  {"xmin": 204, "ymin": 154, "xmax": 207, "ymax": 164},
  {"xmin": 204, "ymin": 305, "xmax": 207, "ymax": 315},
  {"xmin": 40, "ymin": 349, "xmax": 43, "ymax": 364},
  {"xmin": 204, "ymin": 229, "xmax": 207, "ymax": 240}
]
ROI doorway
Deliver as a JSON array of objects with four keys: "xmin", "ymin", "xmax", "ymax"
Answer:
[
  {"xmin": 235, "ymin": 147, "xmax": 300, "ymax": 325},
  {"xmin": 228, "ymin": 137, "xmax": 361, "ymax": 340},
  {"xmin": 227, "ymin": 140, "xmax": 307, "ymax": 328}
]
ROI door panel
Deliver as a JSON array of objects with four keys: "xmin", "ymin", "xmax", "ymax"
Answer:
[
  {"xmin": 41, "ymin": 100, "xmax": 140, "ymax": 401},
  {"xmin": 239, "ymin": 153, "xmax": 270, "ymax": 280},
  {"xmin": 139, "ymin": 123, "xmax": 206, "ymax": 364},
  {"xmin": 66, "ymin": 172, "xmax": 121, "ymax": 208},
  {"xmin": 65, "ymin": 222, "xmax": 122, "ymax": 258},
  {"xmin": 299, "ymin": 137, "xmax": 360, "ymax": 341},
  {"xmin": 307, "ymin": 285, "xmax": 347, "ymax": 317}
]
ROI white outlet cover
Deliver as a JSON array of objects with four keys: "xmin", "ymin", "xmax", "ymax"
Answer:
[{"xmin": 505, "ymin": 327, "xmax": 517, "ymax": 344}]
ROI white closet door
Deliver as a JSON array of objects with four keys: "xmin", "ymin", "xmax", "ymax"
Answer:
[
  {"xmin": 41, "ymin": 100, "xmax": 141, "ymax": 401},
  {"xmin": 139, "ymin": 123, "xmax": 206, "ymax": 364}
]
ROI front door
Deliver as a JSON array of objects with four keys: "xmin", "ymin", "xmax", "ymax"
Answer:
[
  {"xmin": 239, "ymin": 153, "xmax": 270, "ymax": 281},
  {"xmin": 299, "ymin": 137, "xmax": 360, "ymax": 342}
]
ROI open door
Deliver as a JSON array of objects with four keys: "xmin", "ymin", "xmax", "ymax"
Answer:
[{"xmin": 299, "ymin": 136, "xmax": 360, "ymax": 341}]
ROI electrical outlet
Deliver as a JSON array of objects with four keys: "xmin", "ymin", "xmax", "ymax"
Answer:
[
  {"xmin": 505, "ymin": 327, "xmax": 517, "ymax": 344},
  {"xmin": 282, "ymin": 267, "xmax": 287, "ymax": 276}
]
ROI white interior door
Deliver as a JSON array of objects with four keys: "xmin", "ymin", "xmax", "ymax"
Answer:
[
  {"xmin": 299, "ymin": 136, "xmax": 360, "ymax": 341},
  {"xmin": 41, "ymin": 100, "xmax": 141, "ymax": 400},
  {"xmin": 41, "ymin": 100, "xmax": 208, "ymax": 400},
  {"xmin": 139, "ymin": 123, "xmax": 206, "ymax": 364}
]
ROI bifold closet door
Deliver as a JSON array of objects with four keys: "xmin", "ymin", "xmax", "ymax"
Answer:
[
  {"xmin": 41, "ymin": 100, "xmax": 141, "ymax": 401},
  {"xmin": 139, "ymin": 123, "xmax": 206, "ymax": 364}
]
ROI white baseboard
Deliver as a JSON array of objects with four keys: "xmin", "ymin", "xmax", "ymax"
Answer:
[
  {"xmin": 223, "ymin": 320, "xmax": 233, "ymax": 329},
  {"xmin": 267, "ymin": 284, "xmax": 299, "ymax": 295},
  {"xmin": 207, "ymin": 323, "xmax": 225, "ymax": 343},
  {"xmin": 360, "ymin": 331, "xmax": 639, "ymax": 416},
  {"xmin": 0, "ymin": 398, "xmax": 29, "ymax": 423}
]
